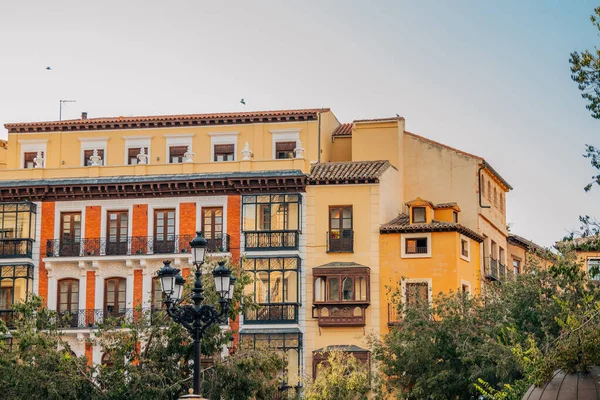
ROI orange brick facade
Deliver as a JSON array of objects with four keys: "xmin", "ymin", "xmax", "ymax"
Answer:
[
  {"xmin": 86, "ymin": 271, "xmax": 96, "ymax": 310},
  {"xmin": 38, "ymin": 202, "xmax": 55, "ymax": 306},
  {"xmin": 132, "ymin": 204, "xmax": 148, "ymax": 237},
  {"xmin": 85, "ymin": 206, "xmax": 101, "ymax": 238},
  {"xmin": 227, "ymin": 195, "xmax": 241, "ymax": 262},
  {"xmin": 133, "ymin": 270, "xmax": 143, "ymax": 308},
  {"xmin": 179, "ymin": 202, "xmax": 196, "ymax": 236}
]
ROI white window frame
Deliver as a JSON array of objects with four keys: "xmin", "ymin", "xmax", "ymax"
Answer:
[
  {"xmin": 122, "ymin": 136, "xmax": 152, "ymax": 165},
  {"xmin": 79, "ymin": 137, "xmax": 109, "ymax": 166},
  {"xmin": 401, "ymin": 232, "xmax": 432, "ymax": 258},
  {"xmin": 460, "ymin": 235, "xmax": 470, "ymax": 262},
  {"xmin": 270, "ymin": 129, "xmax": 300, "ymax": 160},
  {"xmin": 460, "ymin": 279, "xmax": 471, "ymax": 296},
  {"xmin": 588, "ymin": 258, "xmax": 600, "ymax": 280},
  {"xmin": 101, "ymin": 205, "xmax": 134, "ymax": 256},
  {"xmin": 401, "ymin": 278, "xmax": 432, "ymax": 306},
  {"xmin": 19, "ymin": 139, "xmax": 48, "ymax": 169},
  {"xmin": 165, "ymin": 134, "xmax": 194, "ymax": 164},
  {"xmin": 209, "ymin": 132, "xmax": 239, "ymax": 162}
]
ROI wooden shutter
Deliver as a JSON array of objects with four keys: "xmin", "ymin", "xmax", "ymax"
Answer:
[
  {"xmin": 214, "ymin": 144, "xmax": 234, "ymax": 154},
  {"xmin": 84, "ymin": 149, "xmax": 104, "ymax": 165},
  {"xmin": 276, "ymin": 142, "xmax": 296, "ymax": 151}
]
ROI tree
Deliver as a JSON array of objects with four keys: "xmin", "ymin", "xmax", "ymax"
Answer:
[
  {"xmin": 372, "ymin": 252, "xmax": 600, "ymax": 399},
  {"xmin": 570, "ymin": 7, "xmax": 600, "ymax": 190},
  {"xmin": 304, "ymin": 350, "xmax": 371, "ymax": 400},
  {"xmin": 0, "ymin": 258, "xmax": 284, "ymax": 400}
]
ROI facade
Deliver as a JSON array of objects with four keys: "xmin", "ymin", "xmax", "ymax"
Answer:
[
  {"xmin": 0, "ymin": 107, "xmax": 513, "ymax": 387},
  {"xmin": 556, "ymin": 236, "xmax": 600, "ymax": 279},
  {"xmin": 507, "ymin": 234, "xmax": 554, "ymax": 274}
]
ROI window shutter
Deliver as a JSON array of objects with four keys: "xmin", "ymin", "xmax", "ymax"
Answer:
[
  {"xmin": 276, "ymin": 141, "xmax": 296, "ymax": 152},
  {"xmin": 214, "ymin": 144, "xmax": 234, "ymax": 153},
  {"xmin": 169, "ymin": 146, "xmax": 187, "ymax": 158}
]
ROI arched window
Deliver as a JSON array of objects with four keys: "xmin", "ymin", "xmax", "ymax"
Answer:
[
  {"xmin": 499, "ymin": 193, "xmax": 504, "ymax": 211},
  {"xmin": 481, "ymin": 177, "xmax": 486, "ymax": 197},
  {"xmin": 487, "ymin": 181, "xmax": 491, "ymax": 199},
  {"xmin": 58, "ymin": 278, "xmax": 79, "ymax": 327},
  {"xmin": 493, "ymin": 188, "xmax": 497, "ymax": 206},
  {"xmin": 314, "ymin": 277, "xmax": 325, "ymax": 302},
  {"xmin": 104, "ymin": 277, "xmax": 126, "ymax": 317}
]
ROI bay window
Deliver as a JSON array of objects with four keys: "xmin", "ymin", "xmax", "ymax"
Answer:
[{"xmin": 242, "ymin": 194, "xmax": 300, "ymax": 250}]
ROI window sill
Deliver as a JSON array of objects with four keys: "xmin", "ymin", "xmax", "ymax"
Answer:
[
  {"xmin": 460, "ymin": 255, "xmax": 470, "ymax": 262},
  {"xmin": 401, "ymin": 252, "xmax": 431, "ymax": 259}
]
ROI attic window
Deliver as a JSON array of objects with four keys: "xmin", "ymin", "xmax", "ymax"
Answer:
[
  {"xmin": 453, "ymin": 211, "xmax": 458, "ymax": 223},
  {"xmin": 412, "ymin": 207, "xmax": 426, "ymax": 223}
]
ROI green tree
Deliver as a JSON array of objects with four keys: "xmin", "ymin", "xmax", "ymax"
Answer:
[{"xmin": 304, "ymin": 350, "xmax": 371, "ymax": 400}]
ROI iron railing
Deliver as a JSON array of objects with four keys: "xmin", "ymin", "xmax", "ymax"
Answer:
[
  {"xmin": 243, "ymin": 304, "xmax": 298, "ymax": 324},
  {"xmin": 46, "ymin": 234, "xmax": 229, "ymax": 257},
  {"xmin": 0, "ymin": 239, "xmax": 33, "ymax": 258},
  {"xmin": 326, "ymin": 231, "xmax": 354, "ymax": 253},
  {"xmin": 499, "ymin": 263, "xmax": 507, "ymax": 281},
  {"xmin": 244, "ymin": 231, "xmax": 299, "ymax": 251},
  {"xmin": 406, "ymin": 246, "xmax": 428, "ymax": 255},
  {"xmin": 484, "ymin": 257, "xmax": 500, "ymax": 281},
  {"xmin": 0, "ymin": 310, "xmax": 14, "ymax": 328},
  {"xmin": 54, "ymin": 308, "xmax": 167, "ymax": 328}
]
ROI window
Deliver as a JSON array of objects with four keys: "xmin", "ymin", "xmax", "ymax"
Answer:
[
  {"xmin": 588, "ymin": 259, "xmax": 600, "ymax": 280},
  {"xmin": 240, "ymin": 331, "xmax": 301, "ymax": 388},
  {"xmin": 104, "ymin": 277, "xmax": 126, "ymax": 317},
  {"xmin": 412, "ymin": 207, "xmax": 426, "ymax": 223},
  {"xmin": 499, "ymin": 193, "xmax": 504, "ymax": 211},
  {"xmin": 491, "ymin": 240, "xmax": 497, "ymax": 260},
  {"xmin": 513, "ymin": 259, "xmax": 521, "ymax": 275},
  {"xmin": 214, "ymin": 144, "xmax": 235, "ymax": 162},
  {"xmin": 487, "ymin": 181, "xmax": 491, "ymax": 199},
  {"xmin": 58, "ymin": 278, "xmax": 79, "ymax": 327},
  {"xmin": 493, "ymin": 187, "xmax": 498, "ymax": 206},
  {"xmin": 453, "ymin": 211, "xmax": 458, "ymax": 223},
  {"xmin": 328, "ymin": 206, "xmax": 353, "ymax": 252},
  {"xmin": 59, "ymin": 212, "xmax": 82, "ymax": 257},
  {"xmin": 101, "ymin": 352, "xmax": 114, "ymax": 367},
  {"xmin": 242, "ymin": 195, "xmax": 300, "ymax": 250},
  {"xmin": 169, "ymin": 146, "xmax": 187, "ymax": 164},
  {"xmin": 151, "ymin": 277, "xmax": 164, "ymax": 311},
  {"xmin": 481, "ymin": 177, "xmax": 486, "ymax": 197},
  {"xmin": 461, "ymin": 238, "xmax": 469, "ymax": 258},
  {"xmin": 23, "ymin": 152, "xmax": 43, "ymax": 169},
  {"xmin": 312, "ymin": 265, "xmax": 370, "ymax": 327},
  {"xmin": 127, "ymin": 147, "xmax": 148, "ymax": 165},
  {"xmin": 461, "ymin": 284, "xmax": 470, "ymax": 294},
  {"xmin": 0, "ymin": 264, "xmax": 33, "ymax": 327},
  {"xmin": 405, "ymin": 282, "xmax": 429, "ymax": 305},
  {"xmin": 0, "ymin": 202, "xmax": 36, "ymax": 258},
  {"xmin": 499, "ymin": 247, "xmax": 505, "ymax": 265},
  {"xmin": 312, "ymin": 347, "xmax": 370, "ymax": 379},
  {"xmin": 84, "ymin": 149, "xmax": 104, "ymax": 166},
  {"xmin": 405, "ymin": 237, "xmax": 428, "ymax": 254},
  {"xmin": 242, "ymin": 257, "xmax": 299, "ymax": 323},
  {"xmin": 275, "ymin": 141, "xmax": 295, "ymax": 159},
  {"xmin": 106, "ymin": 211, "xmax": 128, "ymax": 256},
  {"xmin": 202, "ymin": 207, "xmax": 224, "ymax": 251},
  {"xmin": 154, "ymin": 209, "xmax": 175, "ymax": 253}
]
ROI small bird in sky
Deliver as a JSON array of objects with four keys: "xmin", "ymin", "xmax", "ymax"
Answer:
[
  {"xmin": 396, "ymin": 113, "xmax": 400, "ymax": 117},
  {"xmin": 46, "ymin": 66, "xmax": 51, "ymax": 70},
  {"xmin": 240, "ymin": 98, "xmax": 246, "ymax": 105}
]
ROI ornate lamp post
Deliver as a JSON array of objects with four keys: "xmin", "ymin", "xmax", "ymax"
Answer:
[{"xmin": 157, "ymin": 232, "xmax": 234, "ymax": 396}]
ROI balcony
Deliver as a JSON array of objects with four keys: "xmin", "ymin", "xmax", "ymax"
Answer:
[
  {"xmin": 326, "ymin": 231, "xmax": 354, "ymax": 253},
  {"xmin": 46, "ymin": 234, "xmax": 230, "ymax": 258},
  {"xmin": 243, "ymin": 304, "xmax": 298, "ymax": 324},
  {"xmin": 406, "ymin": 246, "xmax": 428, "ymax": 255},
  {"xmin": 312, "ymin": 303, "xmax": 367, "ymax": 327},
  {"xmin": 55, "ymin": 308, "xmax": 166, "ymax": 328},
  {"xmin": 0, "ymin": 238, "xmax": 33, "ymax": 259},
  {"xmin": 484, "ymin": 258, "xmax": 510, "ymax": 282},
  {"xmin": 244, "ymin": 230, "xmax": 299, "ymax": 251}
]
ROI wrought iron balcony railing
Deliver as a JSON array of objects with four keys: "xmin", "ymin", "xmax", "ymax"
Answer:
[
  {"xmin": 0, "ymin": 238, "xmax": 33, "ymax": 259},
  {"xmin": 326, "ymin": 231, "xmax": 354, "ymax": 253},
  {"xmin": 243, "ymin": 230, "xmax": 299, "ymax": 251},
  {"xmin": 55, "ymin": 308, "xmax": 167, "ymax": 328},
  {"xmin": 406, "ymin": 246, "xmax": 428, "ymax": 255},
  {"xmin": 46, "ymin": 234, "xmax": 229, "ymax": 257},
  {"xmin": 484, "ymin": 257, "xmax": 511, "ymax": 282},
  {"xmin": 243, "ymin": 304, "xmax": 298, "ymax": 324}
]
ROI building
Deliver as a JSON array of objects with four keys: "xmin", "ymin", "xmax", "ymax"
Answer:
[
  {"xmin": 507, "ymin": 234, "xmax": 554, "ymax": 274},
  {"xmin": 0, "ymin": 107, "xmax": 512, "ymax": 387},
  {"xmin": 556, "ymin": 236, "xmax": 600, "ymax": 279}
]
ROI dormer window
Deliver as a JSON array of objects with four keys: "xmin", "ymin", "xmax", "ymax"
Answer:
[
  {"xmin": 412, "ymin": 207, "xmax": 426, "ymax": 223},
  {"xmin": 453, "ymin": 211, "xmax": 458, "ymax": 223}
]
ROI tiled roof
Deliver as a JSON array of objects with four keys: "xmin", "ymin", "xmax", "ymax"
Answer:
[
  {"xmin": 308, "ymin": 160, "xmax": 393, "ymax": 185},
  {"xmin": 507, "ymin": 234, "xmax": 546, "ymax": 253},
  {"xmin": 434, "ymin": 202, "xmax": 458, "ymax": 209},
  {"xmin": 4, "ymin": 108, "xmax": 329, "ymax": 133},
  {"xmin": 332, "ymin": 123, "xmax": 352, "ymax": 137},
  {"xmin": 354, "ymin": 116, "xmax": 404, "ymax": 123},
  {"xmin": 556, "ymin": 235, "xmax": 600, "ymax": 252},
  {"xmin": 380, "ymin": 213, "xmax": 484, "ymax": 242}
]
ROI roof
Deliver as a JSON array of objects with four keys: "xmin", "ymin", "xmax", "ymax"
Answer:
[
  {"xmin": 308, "ymin": 160, "xmax": 393, "ymax": 185},
  {"xmin": 332, "ymin": 123, "xmax": 352, "ymax": 137},
  {"xmin": 522, "ymin": 368, "xmax": 600, "ymax": 399},
  {"xmin": 556, "ymin": 236, "xmax": 600, "ymax": 252},
  {"xmin": 4, "ymin": 108, "xmax": 329, "ymax": 133},
  {"xmin": 354, "ymin": 116, "xmax": 405, "ymax": 123},
  {"xmin": 380, "ymin": 213, "xmax": 484, "ymax": 242},
  {"xmin": 404, "ymin": 131, "xmax": 512, "ymax": 190},
  {"xmin": 313, "ymin": 345, "xmax": 369, "ymax": 353},
  {"xmin": 434, "ymin": 202, "xmax": 458, "ymax": 209},
  {"xmin": 313, "ymin": 262, "xmax": 369, "ymax": 270},
  {"xmin": 507, "ymin": 234, "xmax": 546, "ymax": 254}
]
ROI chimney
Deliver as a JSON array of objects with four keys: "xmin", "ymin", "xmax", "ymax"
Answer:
[{"xmin": 81, "ymin": 112, "xmax": 88, "ymax": 120}]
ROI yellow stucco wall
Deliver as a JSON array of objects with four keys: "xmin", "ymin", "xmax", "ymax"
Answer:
[
  {"xmin": 352, "ymin": 120, "xmax": 404, "ymax": 169},
  {"xmin": 379, "ymin": 231, "xmax": 480, "ymax": 334},
  {"xmin": 331, "ymin": 136, "xmax": 352, "ymax": 162},
  {"xmin": 318, "ymin": 110, "xmax": 340, "ymax": 163},
  {"xmin": 0, "ymin": 142, "xmax": 7, "ymax": 169},
  {"xmin": 305, "ymin": 183, "xmax": 382, "ymax": 373}
]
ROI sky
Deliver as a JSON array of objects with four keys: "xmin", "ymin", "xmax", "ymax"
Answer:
[{"xmin": 0, "ymin": 0, "xmax": 598, "ymax": 247}]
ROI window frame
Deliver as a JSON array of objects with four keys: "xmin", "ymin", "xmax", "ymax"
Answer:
[
  {"xmin": 411, "ymin": 207, "xmax": 426, "ymax": 223},
  {"xmin": 401, "ymin": 278, "xmax": 432, "ymax": 306},
  {"xmin": 275, "ymin": 141, "xmax": 296, "ymax": 159},
  {"xmin": 242, "ymin": 194, "xmax": 301, "ymax": 233},
  {"xmin": 168, "ymin": 145, "xmax": 188, "ymax": 164},
  {"xmin": 213, "ymin": 144, "xmax": 235, "ymax": 162},
  {"xmin": 401, "ymin": 233, "xmax": 431, "ymax": 258},
  {"xmin": 328, "ymin": 205, "xmax": 353, "ymax": 253},
  {"xmin": 460, "ymin": 235, "xmax": 470, "ymax": 262},
  {"xmin": 312, "ymin": 267, "xmax": 370, "ymax": 304},
  {"xmin": 588, "ymin": 258, "xmax": 600, "ymax": 280},
  {"xmin": 126, "ymin": 147, "xmax": 149, "ymax": 165},
  {"xmin": 18, "ymin": 139, "xmax": 47, "ymax": 169},
  {"xmin": 104, "ymin": 277, "xmax": 127, "ymax": 317}
]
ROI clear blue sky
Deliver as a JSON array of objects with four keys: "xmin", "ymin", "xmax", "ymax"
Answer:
[{"xmin": 0, "ymin": 0, "xmax": 598, "ymax": 247}]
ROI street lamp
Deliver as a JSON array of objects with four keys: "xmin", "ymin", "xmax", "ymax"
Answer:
[{"xmin": 157, "ymin": 231, "xmax": 235, "ymax": 396}]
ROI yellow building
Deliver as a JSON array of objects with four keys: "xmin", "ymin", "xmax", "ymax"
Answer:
[
  {"xmin": 507, "ymin": 234, "xmax": 554, "ymax": 274},
  {"xmin": 556, "ymin": 236, "xmax": 600, "ymax": 279},
  {"xmin": 0, "ymin": 108, "xmax": 513, "ymax": 388}
]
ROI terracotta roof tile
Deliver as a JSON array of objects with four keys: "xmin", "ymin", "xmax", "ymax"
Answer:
[
  {"xmin": 434, "ymin": 202, "xmax": 458, "ymax": 209},
  {"xmin": 5, "ymin": 108, "xmax": 329, "ymax": 133},
  {"xmin": 354, "ymin": 116, "xmax": 404, "ymax": 123},
  {"xmin": 380, "ymin": 213, "xmax": 483, "ymax": 242},
  {"xmin": 332, "ymin": 123, "xmax": 352, "ymax": 137},
  {"xmin": 308, "ymin": 160, "xmax": 392, "ymax": 184}
]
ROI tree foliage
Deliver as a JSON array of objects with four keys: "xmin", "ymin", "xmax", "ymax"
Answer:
[
  {"xmin": 373, "ymin": 252, "xmax": 600, "ymax": 399},
  {"xmin": 304, "ymin": 350, "xmax": 371, "ymax": 400},
  {"xmin": 0, "ymin": 258, "xmax": 284, "ymax": 400}
]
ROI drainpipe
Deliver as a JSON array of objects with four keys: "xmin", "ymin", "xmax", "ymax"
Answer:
[{"xmin": 478, "ymin": 162, "xmax": 490, "ymax": 209}]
